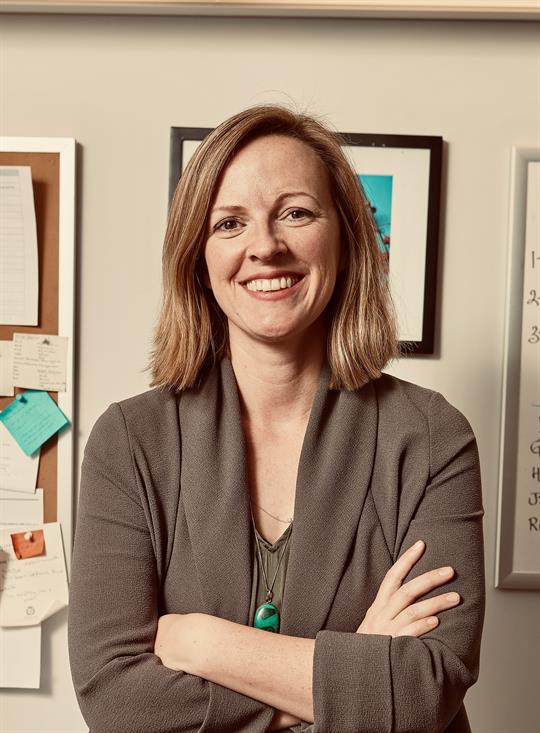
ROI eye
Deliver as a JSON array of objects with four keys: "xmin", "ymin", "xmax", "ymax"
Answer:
[
  {"xmin": 283, "ymin": 208, "xmax": 312, "ymax": 222},
  {"xmin": 215, "ymin": 218, "xmax": 240, "ymax": 233}
]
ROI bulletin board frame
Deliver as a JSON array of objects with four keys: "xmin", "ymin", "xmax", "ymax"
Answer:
[
  {"xmin": 0, "ymin": 136, "xmax": 76, "ymax": 571},
  {"xmin": 495, "ymin": 145, "xmax": 540, "ymax": 590}
]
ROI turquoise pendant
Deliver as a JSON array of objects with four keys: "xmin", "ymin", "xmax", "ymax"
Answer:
[{"xmin": 253, "ymin": 602, "xmax": 280, "ymax": 632}]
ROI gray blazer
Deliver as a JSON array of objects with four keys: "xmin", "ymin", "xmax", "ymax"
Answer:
[{"xmin": 68, "ymin": 357, "xmax": 485, "ymax": 733}]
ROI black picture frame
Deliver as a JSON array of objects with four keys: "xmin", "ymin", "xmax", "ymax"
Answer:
[{"xmin": 169, "ymin": 126, "xmax": 443, "ymax": 354}]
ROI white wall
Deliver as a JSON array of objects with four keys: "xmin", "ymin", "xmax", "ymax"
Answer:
[{"xmin": 1, "ymin": 13, "xmax": 539, "ymax": 733}]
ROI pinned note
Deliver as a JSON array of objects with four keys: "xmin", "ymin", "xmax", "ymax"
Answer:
[
  {"xmin": 0, "ymin": 489, "xmax": 43, "ymax": 524},
  {"xmin": 0, "ymin": 341, "xmax": 14, "ymax": 396},
  {"xmin": 0, "ymin": 421, "xmax": 40, "ymax": 492},
  {"xmin": 0, "ymin": 166, "xmax": 39, "ymax": 326},
  {"xmin": 10, "ymin": 529, "xmax": 45, "ymax": 560},
  {"xmin": 0, "ymin": 625, "xmax": 41, "ymax": 688},
  {"xmin": 0, "ymin": 390, "xmax": 69, "ymax": 456},
  {"xmin": 13, "ymin": 333, "xmax": 68, "ymax": 392},
  {"xmin": 0, "ymin": 522, "xmax": 68, "ymax": 627}
]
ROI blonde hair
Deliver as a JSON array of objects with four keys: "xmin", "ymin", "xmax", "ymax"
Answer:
[{"xmin": 147, "ymin": 104, "xmax": 400, "ymax": 391}]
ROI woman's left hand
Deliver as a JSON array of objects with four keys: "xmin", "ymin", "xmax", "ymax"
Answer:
[{"xmin": 154, "ymin": 612, "xmax": 202, "ymax": 673}]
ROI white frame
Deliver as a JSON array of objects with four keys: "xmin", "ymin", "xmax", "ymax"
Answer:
[
  {"xmin": 0, "ymin": 137, "xmax": 76, "ymax": 574},
  {"xmin": 495, "ymin": 145, "xmax": 540, "ymax": 590},
  {"xmin": 0, "ymin": 0, "xmax": 538, "ymax": 19}
]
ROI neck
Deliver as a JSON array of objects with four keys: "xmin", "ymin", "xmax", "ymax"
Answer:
[{"xmin": 228, "ymin": 323, "xmax": 327, "ymax": 432}]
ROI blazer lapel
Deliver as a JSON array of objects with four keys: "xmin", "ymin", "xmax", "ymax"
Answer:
[
  {"xmin": 179, "ymin": 358, "xmax": 254, "ymax": 625},
  {"xmin": 179, "ymin": 357, "xmax": 379, "ymax": 638},
  {"xmin": 279, "ymin": 369, "xmax": 378, "ymax": 639}
]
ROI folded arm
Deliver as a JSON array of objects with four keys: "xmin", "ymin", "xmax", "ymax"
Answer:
[
  {"xmin": 68, "ymin": 403, "xmax": 275, "ymax": 733},
  {"xmin": 309, "ymin": 391, "xmax": 485, "ymax": 733}
]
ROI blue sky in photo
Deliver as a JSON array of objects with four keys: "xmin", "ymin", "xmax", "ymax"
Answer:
[{"xmin": 358, "ymin": 174, "xmax": 393, "ymax": 254}]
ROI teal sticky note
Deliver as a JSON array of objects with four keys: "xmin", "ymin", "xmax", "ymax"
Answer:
[{"xmin": 0, "ymin": 390, "xmax": 70, "ymax": 456}]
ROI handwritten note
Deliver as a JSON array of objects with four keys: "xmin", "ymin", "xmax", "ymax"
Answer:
[
  {"xmin": 0, "ymin": 166, "xmax": 39, "ymax": 326},
  {"xmin": 513, "ymin": 161, "xmax": 540, "ymax": 573},
  {"xmin": 0, "ymin": 522, "xmax": 68, "ymax": 627},
  {"xmin": 0, "ymin": 391, "xmax": 69, "ymax": 457},
  {"xmin": 0, "ymin": 340, "xmax": 14, "ymax": 396},
  {"xmin": 13, "ymin": 333, "xmax": 68, "ymax": 392},
  {"xmin": 0, "ymin": 421, "xmax": 40, "ymax": 493}
]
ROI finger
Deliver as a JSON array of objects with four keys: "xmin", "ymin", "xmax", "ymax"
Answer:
[
  {"xmin": 386, "ymin": 566, "xmax": 455, "ymax": 621},
  {"xmin": 393, "ymin": 591, "xmax": 461, "ymax": 630},
  {"xmin": 393, "ymin": 615, "xmax": 440, "ymax": 638},
  {"xmin": 372, "ymin": 540, "xmax": 426, "ymax": 607}
]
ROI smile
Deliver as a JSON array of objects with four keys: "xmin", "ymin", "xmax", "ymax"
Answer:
[{"xmin": 244, "ymin": 276, "xmax": 302, "ymax": 292}]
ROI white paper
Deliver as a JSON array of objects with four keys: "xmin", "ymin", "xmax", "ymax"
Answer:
[
  {"xmin": 0, "ymin": 340, "xmax": 14, "ymax": 396},
  {"xmin": 0, "ymin": 489, "xmax": 43, "ymax": 525},
  {"xmin": 0, "ymin": 624, "xmax": 41, "ymax": 688},
  {"xmin": 13, "ymin": 333, "xmax": 68, "ymax": 392},
  {"xmin": 0, "ymin": 522, "xmax": 69, "ymax": 627},
  {"xmin": 0, "ymin": 166, "xmax": 39, "ymax": 326},
  {"xmin": 0, "ymin": 421, "xmax": 40, "ymax": 494}
]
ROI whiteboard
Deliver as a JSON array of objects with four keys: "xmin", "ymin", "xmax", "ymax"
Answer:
[{"xmin": 496, "ymin": 148, "xmax": 540, "ymax": 589}]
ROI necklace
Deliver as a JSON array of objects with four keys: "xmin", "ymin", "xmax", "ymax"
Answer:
[
  {"xmin": 250, "ymin": 503, "xmax": 293, "ymax": 633},
  {"xmin": 251, "ymin": 500, "xmax": 293, "ymax": 524}
]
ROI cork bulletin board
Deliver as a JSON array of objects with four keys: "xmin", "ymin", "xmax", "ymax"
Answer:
[{"xmin": 0, "ymin": 138, "xmax": 76, "ymax": 571}]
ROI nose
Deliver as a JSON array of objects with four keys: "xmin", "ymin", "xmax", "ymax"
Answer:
[{"xmin": 246, "ymin": 221, "xmax": 288, "ymax": 261}]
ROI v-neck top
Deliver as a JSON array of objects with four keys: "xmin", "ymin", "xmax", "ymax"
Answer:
[
  {"xmin": 248, "ymin": 521, "xmax": 293, "ymax": 632},
  {"xmin": 248, "ymin": 522, "xmax": 306, "ymax": 732}
]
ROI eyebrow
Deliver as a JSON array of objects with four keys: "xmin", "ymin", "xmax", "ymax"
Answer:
[{"xmin": 210, "ymin": 191, "xmax": 321, "ymax": 216}]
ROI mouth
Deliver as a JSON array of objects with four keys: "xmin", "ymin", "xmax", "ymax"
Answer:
[{"xmin": 242, "ymin": 275, "xmax": 304, "ymax": 293}]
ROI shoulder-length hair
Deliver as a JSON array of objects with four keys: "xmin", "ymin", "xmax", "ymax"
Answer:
[{"xmin": 147, "ymin": 104, "xmax": 400, "ymax": 392}]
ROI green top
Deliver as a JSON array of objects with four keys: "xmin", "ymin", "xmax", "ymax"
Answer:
[
  {"xmin": 248, "ymin": 522, "xmax": 308, "ymax": 732},
  {"xmin": 248, "ymin": 521, "xmax": 293, "ymax": 630}
]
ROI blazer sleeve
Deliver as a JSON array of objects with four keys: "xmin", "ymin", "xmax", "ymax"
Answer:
[
  {"xmin": 309, "ymin": 390, "xmax": 486, "ymax": 733},
  {"xmin": 68, "ymin": 403, "xmax": 272, "ymax": 733}
]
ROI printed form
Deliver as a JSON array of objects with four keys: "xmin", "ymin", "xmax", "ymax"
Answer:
[{"xmin": 0, "ymin": 166, "xmax": 39, "ymax": 326}]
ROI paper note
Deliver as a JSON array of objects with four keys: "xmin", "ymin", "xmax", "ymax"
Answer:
[
  {"xmin": 0, "ymin": 624, "xmax": 41, "ymax": 688},
  {"xmin": 0, "ymin": 166, "xmax": 39, "ymax": 326},
  {"xmin": 13, "ymin": 333, "xmax": 68, "ymax": 392},
  {"xmin": 0, "ymin": 489, "xmax": 43, "ymax": 524},
  {"xmin": 0, "ymin": 522, "xmax": 69, "ymax": 627},
  {"xmin": 0, "ymin": 421, "xmax": 40, "ymax": 493},
  {"xmin": 0, "ymin": 390, "xmax": 69, "ymax": 456},
  {"xmin": 11, "ymin": 528, "xmax": 45, "ymax": 559},
  {"xmin": 0, "ymin": 341, "xmax": 14, "ymax": 396}
]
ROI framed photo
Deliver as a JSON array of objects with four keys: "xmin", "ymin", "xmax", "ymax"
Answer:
[
  {"xmin": 169, "ymin": 127, "xmax": 442, "ymax": 353},
  {"xmin": 495, "ymin": 145, "xmax": 540, "ymax": 590}
]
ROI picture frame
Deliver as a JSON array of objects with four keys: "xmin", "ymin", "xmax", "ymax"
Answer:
[
  {"xmin": 495, "ymin": 145, "xmax": 540, "ymax": 590},
  {"xmin": 168, "ymin": 126, "xmax": 442, "ymax": 354}
]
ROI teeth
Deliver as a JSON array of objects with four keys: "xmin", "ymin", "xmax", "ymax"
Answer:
[{"xmin": 245, "ymin": 276, "xmax": 300, "ymax": 292}]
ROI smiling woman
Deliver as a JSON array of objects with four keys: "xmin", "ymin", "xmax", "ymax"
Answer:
[
  {"xmin": 203, "ymin": 134, "xmax": 343, "ymax": 349},
  {"xmin": 68, "ymin": 104, "xmax": 485, "ymax": 733}
]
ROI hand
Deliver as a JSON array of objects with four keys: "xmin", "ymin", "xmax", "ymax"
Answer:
[
  {"xmin": 268, "ymin": 709, "xmax": 303, "ymax": 731},
  {"xmin": 356, "ymin": 540, "xmax": 460, "ymax": 638}
]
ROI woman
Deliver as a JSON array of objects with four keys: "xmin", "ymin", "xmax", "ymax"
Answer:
[{"xmin": 68, "ymin": 104, "xmax": 485, "ymax": 733}]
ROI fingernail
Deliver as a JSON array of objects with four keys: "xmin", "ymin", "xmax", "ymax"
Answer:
[
  {"xmin": 413, "ymin": 540, "xmax": 424, "ymax": 550},
  {"xmin": 438, "ymin": 567, "xmax": 453, "ymax": 576}
]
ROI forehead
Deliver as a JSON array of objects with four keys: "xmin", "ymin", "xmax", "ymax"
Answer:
[{"xmin": 213, "ymin": 134, "xmax": 332, "ymax": 201}]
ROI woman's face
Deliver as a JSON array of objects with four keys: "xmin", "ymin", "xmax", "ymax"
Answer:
[{"xmin": 203, "ymin": 134, "xmax": 343, "ymax": 349}]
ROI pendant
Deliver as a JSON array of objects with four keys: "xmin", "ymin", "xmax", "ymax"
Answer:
[{"xmin": 253, "ymin": 602, "xmax": 280, "ymax": 632}]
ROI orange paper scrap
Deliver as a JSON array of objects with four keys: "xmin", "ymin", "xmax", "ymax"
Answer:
[{"xmin": 10, "ymin": 529, "xmax": 45, "ymax": 560}]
